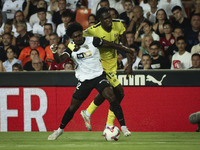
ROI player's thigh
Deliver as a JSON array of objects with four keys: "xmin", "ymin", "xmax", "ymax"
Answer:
[{"xmin": 73, "ymin": 81, "xmax": 93, "ymax": 101}]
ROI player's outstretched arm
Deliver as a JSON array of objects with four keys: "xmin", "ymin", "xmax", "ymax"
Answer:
[
  {"xmin": 103, "ymin": 40, "xmax": 134, "ymax": 56},
  {"xmin": 50, "ymin": 44, "xmax": 69, "ymax": 64}
]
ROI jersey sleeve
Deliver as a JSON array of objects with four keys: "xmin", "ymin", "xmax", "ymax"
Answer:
[
  {"xmin": 63, "ymin": 48, "xmax": 72, "ymax": 57},
  {"xmin": 118, "ymin": 21, "xmax": 126, "ymax": 35},
  {"xmin": 92, "ymin": 37, "xmax": 104, "ymax": 47},
  {"xmin": 83, "ymin": 26, "xmax": 95, "ymax": 37}
]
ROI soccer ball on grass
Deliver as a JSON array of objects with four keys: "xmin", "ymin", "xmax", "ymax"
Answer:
[{"xmin": 103, "ymin": 126, "xmax": 120, "ymax": 141}]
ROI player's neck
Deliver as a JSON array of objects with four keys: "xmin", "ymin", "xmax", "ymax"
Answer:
[{"xmin": 102, "ymin": 25, "xmax": 112, "ymax": 32}]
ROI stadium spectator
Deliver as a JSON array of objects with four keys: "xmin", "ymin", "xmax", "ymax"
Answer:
[
  {"xmin": 18, "ymin": 36, "xmax": 45, "ymax": 66},
  {"xmin": 12, "ymin": 63, "xmax": 23, "ymax": 71},
  {"xmin": 138, "ymin": 53, "xmax": 152, "ymax": 70},
  {"xmin": 12, "ymin": 10, "xmax": 33, "ymax": 38},
  {"xmin": 190, "ymin": 53, "xmax": 200, "ymax": 69},
  {"xmin": 109, "ymin": 8, "xmax": 119, "ymax": 19},
  {"xmin": 125, "ymin": 31, "xmax": 139, "ymax": 54},
  {"xmin": 29, "ymin": 0, "xmax": 52, "ymax": 27},
  {"xmin": 152, "ymin": 8, "xmax": 169, "ymax": 38},
  {"xmin": 47, "ymin": 0, "xmax": 59, "ymax": 14},
  {"xmin": 22, "ymin": 0, "xmax": 38, "ymax": 21},
  {"xmin": 44, "ymin": 32, "xmax": 60, "ymax": 67},
  {"xmin": 0, "ymin": 12, "xmax": 5, "ymax": 38},
  {"xmin": 33, "ymin": 8, "xmax": 55, "ymax": 37},
  {"xmin": 122, "ymin": 44, "xmax": 141, "ymax": 70},
  {"xmin": 138, "ymin": 34, "xmax": 153, "ymax": 58},
  {"xmin": 135, "ymin": 21, "xmax": 160, "ymax": 42},
  {"xmin": 63, "ymin": 62, "xmax": 74, "ymax": 71},
  {"xmin": 119, "ymin": 0, "xmax": 134, "ymax": 27},
  {"xmin": 191, "ymin": 31, "xmax": 200, "ymax": 55},
  {"xmin": 150, "ymin": 41, "xmax": 171, "ymax": 69},
  {"xmin": 159, "ymin": 21, "xmax": 175, "ymax": 56},
  {"xmin": 88, "ymin": 14, "xmax": 98, "ymax": 25},
  {"xmin": 91, "ymin": 0, "xmax": 110, "ymax": 15},
  {"xmin": 2, "ymin": 0, "xmax": 23, "ymax": 21},
  {"xmin": 52, "ymin": 0, "xmax": 74, "ymax": 27},
  {"xmin": 190, "ymin": 0, "xmax": 200, "ymax": 17},
  {"xmin": 15, "ymin": 21, "xmax": 34, "ymax": 57},
  {"xmin": 0, "ymin": 33, "xmax": 16, "ymax": 61},
  {"xmin": 171, "ymin": 5, "xmax": 190, "ymax": 30},
  {"xmin": 0, "ymin": 60, "xmax": 5, "ymax": 72},
  {"xmin": 144, "ymin": 0, "xmax": 159, "ymax": 24},
  {"xmin": 3, "ymin": 22, "xmax": 16, "ymax": 46},
  {"xmin": 171, "ymin": 36, "xmax": 192, "ymax": 69},
  {"xmin": 56, "ymin": 11, "xmax": 72, "ymax": 42},
  {"xmin": 49, "ymin": 43, "xmax": 74, "ymax": 70},
  {"xmin": 184, "ymin": 14, "xmax": 200, "ymax": 47},
  {"xmin": 157, "ymin": 0, "xmax": 187, "ymax": 18},
  {"xmin": 23, "ymin": 49, "xmax": 48, "ymax": 71},
  {"xmin": 3, "ymin": 47, "xmax": 22, "ymax": 72},
  {"xmin": 127, "ymin": 6, "xmax": 150, "ymax": 36},
  {"xmin": 166, "ymin": 26, "xmax": 192, "ymax": 63},
  {"xmin": 39, "ymin": 23, "xmax": 53, "ymax": 49},
  {"xmin": 32, "ymin": 56, "xmax": 45, "ymax": 71}
]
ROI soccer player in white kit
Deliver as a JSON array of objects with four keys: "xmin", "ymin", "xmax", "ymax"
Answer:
[{"xmin": 48, "ymin": 22, "xmax": 134, "ymax": 140}]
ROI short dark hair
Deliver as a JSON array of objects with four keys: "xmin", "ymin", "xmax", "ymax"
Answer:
[
  {"xmin": 49, "ymin": 32, "xmax": 58, "ymax": 38},
  {"xmin": 149, "ymin": 41, "xmax": 161, "ymax": 48},
  {"xmin": 142, "ymin": 53, "xmax": 151, "ymax": 58},
  {"xmin": 124, "ymin": 0, "xmax": 133, "ymax": 3},
  {"xmin": 191, "ymin": 13, "xmax": 200, "ymax": 19},
  {"xmin": 126, "ymin": 31, "xmax": 134, "ymax": 35},
  {"xmin": 30, "ymin": 49, "xmax": 39, "ymax": 55},
  {"xmin": 109, "ymin": 7, "xmax": 119, "ymax": 18},
  {"xmin": 163, "ymin": 21, "xmax": 172, "ymax": 28},
  {"xmin": 192, "ymin": 53, "xmax": 200, "ymax": 59},
  {"xmin": 173, "ymin": 26, "xmax": 183, "ymax": 32},
  {"xmin": 6, "ymin": 46, "xmax": 15, "ymax": 53},
  {"xmin": 61, "ymin": 11, "xmax": 72, "ymax": 18},
  {"xmin": 12, "ymin": 63, "xmax": 23, "ymax": 71},
  {"xmin": 177, "ymin": 36, "xmax": 186, "ymax": 43},
  {"xmin": 66, "ymin": 22, "xmax": 83, "ymax": 37},
  {"xmin": 100, "ymin": 0, "xmax": 109, "ymax": 4},
  {"xmin": 171, "ymin": 5, "xmax": 182, "ymax": 13},
  {"xmin": 44, "ymin": 23, "xmax": 53, "ymax": 29},
  {"xmin": 96, "ymin": 7, "xmax": 110, "ymax": 19},
  {"xmin": 2, "ymin": 33, "xmax": 12, "ymax": 40},
  {"xmin": 37, "ymin": 8, "xmax": 46, "ymax": 13},
  {"xmin": 144, "ymin": 20, "xmax": 152, "ymax": 26}
]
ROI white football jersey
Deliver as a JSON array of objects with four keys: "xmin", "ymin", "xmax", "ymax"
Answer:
[{"xmin": 64, "ymin": 36, "xmax": 104, "ymax": 82}]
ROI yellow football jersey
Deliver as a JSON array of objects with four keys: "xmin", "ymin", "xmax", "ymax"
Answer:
[{"xmin": 83, "ymin": 19, "xmax": 125, "ymax": 73}]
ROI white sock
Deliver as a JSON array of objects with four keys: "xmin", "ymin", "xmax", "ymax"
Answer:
[
  {"xmin": 121, "ymin": 126, "xmax": 127, "ymax": 131},
  {"xmin": 105, "ymin": 124, "xmax": 113, "ymax": 128},
  {"xmin": 85, "ymin": 110, "xmax": 91, "ymax": 117},
  {"xmin": 57, "ymin": 128, "xmax": 64, "ymax": 133}
]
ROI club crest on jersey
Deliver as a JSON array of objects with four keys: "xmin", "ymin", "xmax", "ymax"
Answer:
[
  {"xmin": 83, "ymin": 45, "xmax": 89, "ymax": 49},
  {"xmin": 77, "ymin": 50, "xmax": 92, "ymax": 59},
  {"xmin": 170, "ymin": 39, "xmax": 175, "ymax": 44},
  {"xmin": 114, "ymin": 33, "xmax": 118, "ymax": 38}
]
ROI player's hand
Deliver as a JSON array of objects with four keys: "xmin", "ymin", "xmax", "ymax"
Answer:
[
  {"xmin": 50, "ymin": 44, "xmax": 58, "ymax": 53},
  {"xmin": 123, "ymin": 63, "xmax": 133, "ymax": 79},
  {"xmin": 73, "ymin": 45, "xmax": 80, "ymax": 52}
]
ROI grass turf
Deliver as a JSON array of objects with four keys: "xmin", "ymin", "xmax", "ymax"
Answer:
[{"xmin": 0, "ymin": 132, "xmax": 199, "ymax": 150}]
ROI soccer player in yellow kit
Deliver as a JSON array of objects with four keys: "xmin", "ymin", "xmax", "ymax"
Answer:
[{"xmin": 81, "ymin": 7, "xmax": 132, "ymax": 136}]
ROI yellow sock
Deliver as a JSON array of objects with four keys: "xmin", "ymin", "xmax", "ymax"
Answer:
[
  {"xmin": 86, "ymin": 101, "xmax": 99, "ymax": 115},
  {"xmin": 106, "ymin": 109, "xmax": 115, "ymax": 126}
]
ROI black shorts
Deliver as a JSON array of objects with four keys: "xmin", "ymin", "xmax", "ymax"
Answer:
[{"xmin": 73, "ymin": 72, "xmax": 111, "ymax": 101}]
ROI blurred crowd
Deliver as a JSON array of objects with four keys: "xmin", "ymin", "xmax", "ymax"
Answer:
[{"xmin": 0, "ymin": 0, "xmax": 200, "ymax": 72}]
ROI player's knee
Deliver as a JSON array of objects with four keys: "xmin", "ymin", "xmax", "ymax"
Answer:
[{"xmin": 69, "ymin": 105, "xmax": 79, "ymax": 113}]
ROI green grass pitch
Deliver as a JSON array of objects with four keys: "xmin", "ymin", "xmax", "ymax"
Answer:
[{"xmin": 0, "ymin": 132, "xmax": 199, "ymax": 150}]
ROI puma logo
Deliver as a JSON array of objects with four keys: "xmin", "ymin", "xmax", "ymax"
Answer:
[{"xmin": 146, "ymin": 74, "xmax": 166, "ymax": 85}]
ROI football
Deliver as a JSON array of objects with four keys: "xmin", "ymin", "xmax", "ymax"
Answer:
[{"xmin": 103, "ymin": 126, "xmax": 120, "ymax": 141}]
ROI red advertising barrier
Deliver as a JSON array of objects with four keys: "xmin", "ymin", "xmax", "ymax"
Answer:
[{"xmin": 0, "ymin": 87, "xmax": 199, "ymax": 132}]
